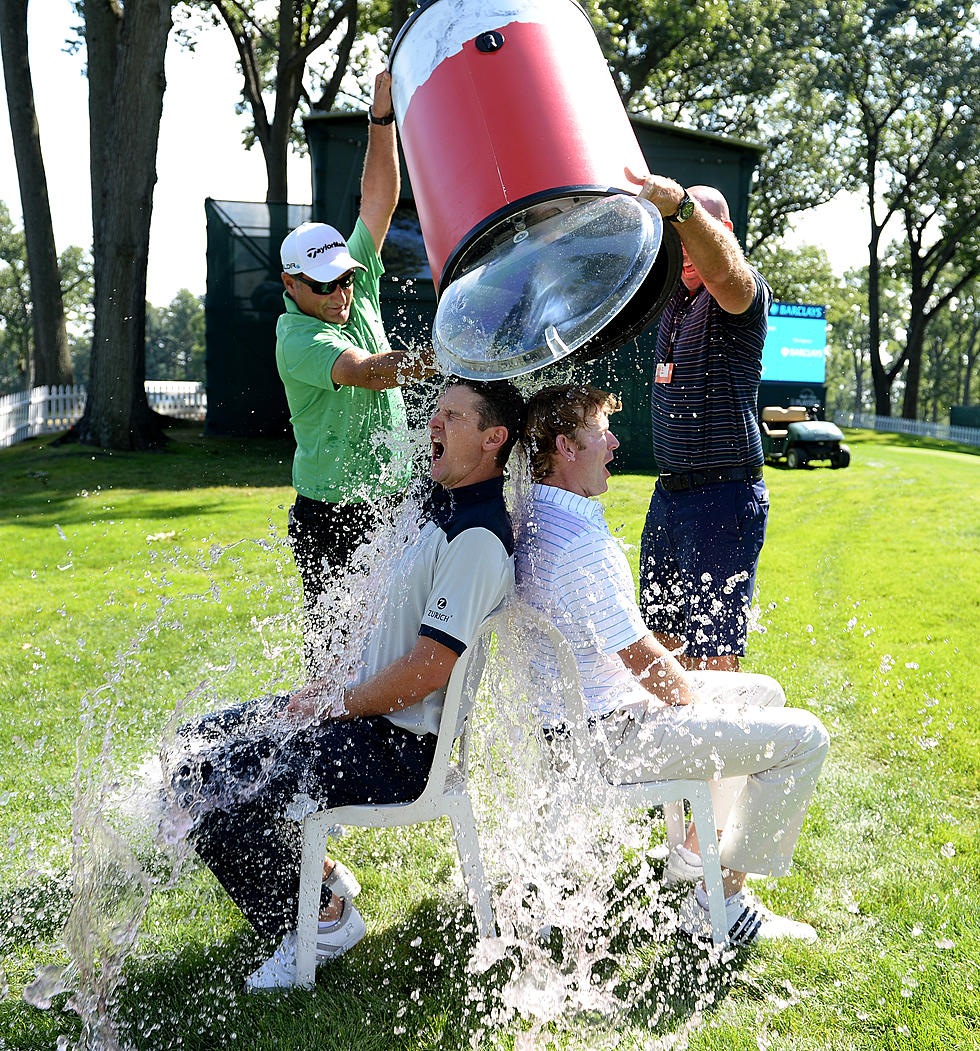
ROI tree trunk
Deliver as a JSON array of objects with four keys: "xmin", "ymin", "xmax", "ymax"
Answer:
[
  {"xmin": 867, "ymin": 250, "xmax": 895, "ymax": 417},
  {"xmin": 83, "ymin": 0, "xmax": 117, "ymax": 266},
  {"xmin": 850, "ymin": 347, "xmax": 864, "ymax": 412},
  {"xmin": 263, "ymin": 0, "xmax": 299, "ymax": 205},
  {"xmin": 962, "ymin": 319, "xmax": 980, "ymax": 406},
  {"xmin": 76, "ymin": 0, "xmax": 172, "ymax": 450},
  {"xmin": 901, "ymin": 320, "xmax": 925, "ymax": 420},
  {"xmin": 264, "ymin": 94, "xmax": 293, "ymax": 204},
  {"xmin": 0, "ymin": 0, "xmax": 73, "ymax": 387}
]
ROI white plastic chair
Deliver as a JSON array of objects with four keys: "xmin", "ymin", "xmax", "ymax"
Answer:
[
  {"xmin": 294, "ymin": 610, "xmax": 502, "ymax": 987},
  {"xmin": 531, "ymin": 611, "xmax": 730, "ymax": 948}
]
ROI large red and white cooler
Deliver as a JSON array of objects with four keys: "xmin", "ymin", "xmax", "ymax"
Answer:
[{"xmin": 390, "ymin": 0, "xmax": 681, "ymax": 379}]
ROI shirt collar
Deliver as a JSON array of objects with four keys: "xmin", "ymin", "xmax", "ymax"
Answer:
[
  {"xmin": 423, "ymin": 475, "xmax": 505, "ymax": 522},
  {"xmin": 531, "ymin": 482, "xmax": 607, "ymax": 525}
]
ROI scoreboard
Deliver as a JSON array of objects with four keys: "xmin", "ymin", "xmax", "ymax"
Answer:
[{"xmin": 761, "ymin": 302, "xmax": 827, "ymax": 384}]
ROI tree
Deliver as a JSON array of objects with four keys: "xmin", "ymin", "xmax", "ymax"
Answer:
[
  {"xmin": 953, "ymin": 287, "xmax": 980, "ymax": 407},
  {"xmin": 145, "ymin": 289, "xmax": 205, "ymax": 381},
  {"xmin": 73, "ymin": 0, "xmax": 174, "ymax": 450},
  {"xmin": 190, "ymin": 1, "xmax": 412, "ymax": 207},
  {"xmin": 60, "ymin": 244, "xmax": 95, "ymax": 383},
  {"xmin": 587, "ymin": 0, "xmax": 850, "ymax": 251},
  {"xmin": 814, "ymin": 0, "xmax": 980, "ymax": 418},
  {"xmin": 824, "ymin": 268, "xmax": 876, "ymax": 416},
  {"xmin": 189, "ymin": 0, "xmax": 353, "ymax": 205},
  {"xmin": 0, "ymin": 201, "xmax": 31, "ymax": 393},
  {"xmin": 895, "ymin": 128, "xmax": 980, "ymax": 419},
  {"xmin": 0, "ymin": 202, "xmax": 92, "ymax": 395},
  {"xmin": 752, "ymin": 242, "xmax": 839, "ymax": 306},
  {"xmin": 0, "ymin": 0, "xmax": 73, "ymax": 387},
  {"xmin": 915, "ymin": 282, "xmax": 980, "ymax": 418}
]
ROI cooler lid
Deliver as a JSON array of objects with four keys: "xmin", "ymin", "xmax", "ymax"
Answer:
[{"xmin": 432, "ymin": 194, "xmax": 665, "ymax": 380}]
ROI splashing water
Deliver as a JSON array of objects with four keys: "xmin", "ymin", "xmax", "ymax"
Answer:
[
  {"xmin": 19, "ymin": 383, "xmax": 740, "ymax": 1050},
  {"xmin": 21, "ymin": 413, "xmax": 436, "ymax": 1048},
  {"xmin": 465, "ymin": 602, "xmax": 739, "ymax": 1047}
]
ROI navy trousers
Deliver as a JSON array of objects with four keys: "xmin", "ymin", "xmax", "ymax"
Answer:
[
  {"xmin": 183, "ymin": 703, "xmax": 436, "ymax": 940},
  {"xmin": 287, "ymin": 496, "xmax": 385, "ymax": 677}
]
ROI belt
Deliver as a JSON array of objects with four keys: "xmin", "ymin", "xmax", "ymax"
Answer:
[{"xmin": 657, "ymin": 465, "xmax": 763, "ymax": 493}]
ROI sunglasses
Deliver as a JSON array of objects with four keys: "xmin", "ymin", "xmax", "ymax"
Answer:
[{"xmin": 294, "ymin": 271, "xmax": 356, "ymax": 295}]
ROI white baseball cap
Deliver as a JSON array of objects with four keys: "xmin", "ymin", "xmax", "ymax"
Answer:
[{"xmin": 280, "ymin": 222, "xmax": 367, "ymax": 282}]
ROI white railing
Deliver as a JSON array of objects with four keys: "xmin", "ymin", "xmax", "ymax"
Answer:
[
  {"xmin": 834, "ymin": 410, "xmax": 980, "ymax": 448},
  {"xmin": 144, "ymin": 380, "xmax": 207, "ymax": 420},
  {"xmin": 0, "ymin": 382, "xmax": 207, "ymax": 449}
]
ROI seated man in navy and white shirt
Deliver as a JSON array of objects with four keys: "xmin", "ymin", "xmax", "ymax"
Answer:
[
  {"xmin": 184, "ymin": 379, "xmax": 525, "ymax": 989},
  {"xmin": 517, "ymin": 383, "xmax": 828, "ymax": 946}
]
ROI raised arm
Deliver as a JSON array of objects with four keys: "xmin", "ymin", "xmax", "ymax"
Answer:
[
  {"xmin": 626, "ymin": 168, "xmax": 757, "ymax": 316},
  {"xmin": 330, "ymin": 343, "xmax": 437, "ymax": 390},
  {"xmin": 359, "ymin": 70, "xmax": 400, "ymax": 254},
  {"xmin": 618, "ymin": 633, "xmax": 696, "ymax": 706}
]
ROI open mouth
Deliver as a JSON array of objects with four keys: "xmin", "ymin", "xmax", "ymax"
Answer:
[{"xmin": 431, "ymin": 439, "xmax": 445, "ymax": 462}]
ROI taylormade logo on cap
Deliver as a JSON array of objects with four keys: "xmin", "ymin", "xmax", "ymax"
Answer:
[
  {"xmin": 280, "ymin": 221, "xmax": 367, "ymax": 282},
  {"xmin": 307, "ymin": 240, "xmax": 345, "ymax": 260}
]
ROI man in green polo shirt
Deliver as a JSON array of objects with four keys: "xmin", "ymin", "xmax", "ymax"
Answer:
[{"xmin": 277, "ymin": 70, "xmax": 435, "ymax": 674}]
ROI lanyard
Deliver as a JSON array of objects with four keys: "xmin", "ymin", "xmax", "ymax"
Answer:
[{"xmin": 657, "ymin": 290, "xmax": 696, "ymax": 384}]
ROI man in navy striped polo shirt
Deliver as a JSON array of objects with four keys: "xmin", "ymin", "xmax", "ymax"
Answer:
[{"xmin": 626, "ymin": 171, "xmax": 772, "ymax": 672}]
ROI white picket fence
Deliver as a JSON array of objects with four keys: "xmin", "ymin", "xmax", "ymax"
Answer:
[
  {"xmin": 834, "ymin": 410, "xmax": 980, "ymax": 448},
  {"xmin": 0, "ymin": 382, "xmax": 207, "ymax": 449}
]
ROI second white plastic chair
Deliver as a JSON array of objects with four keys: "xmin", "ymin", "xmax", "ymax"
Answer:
[{"xmin": 531, "ymin": 610, "xmax": 730, "ymax": 947}]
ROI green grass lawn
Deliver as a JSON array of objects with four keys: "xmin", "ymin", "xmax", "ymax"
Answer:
[{"xmin": 1, "ymin": 423, "xmax": 978, "ymax": 1050}]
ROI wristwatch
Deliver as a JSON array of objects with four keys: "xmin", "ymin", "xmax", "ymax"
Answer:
[
  {"xmin": 666, "ymin": 190, "xmax": 695, "ymax": 223},
  {"xmin": 368, "ymin": 107, "xmax": 396, "ymax": 126}
]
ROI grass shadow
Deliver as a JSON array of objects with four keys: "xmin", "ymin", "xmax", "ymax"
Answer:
[
  {"xmin": 10, "ymin": 880, "xmax": 750, "ymax": 1051},
  {"xmin": 1, "ymin": 424, "xmax": 296, "ymax": 506}
]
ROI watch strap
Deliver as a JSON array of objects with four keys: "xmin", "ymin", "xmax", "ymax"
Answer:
[{"xmin": 368, "ymin": 108, "xmax": 396, "ymax": 126}]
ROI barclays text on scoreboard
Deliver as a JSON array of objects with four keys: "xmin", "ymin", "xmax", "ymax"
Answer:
[{"xmin": 761, "ymin": 302, "xmax": 828, "ymax": 384}]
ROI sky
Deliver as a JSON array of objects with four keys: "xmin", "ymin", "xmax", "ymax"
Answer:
[{"xmin": 0, "ymin": 0, "xmax": 870, "ymax": 307}]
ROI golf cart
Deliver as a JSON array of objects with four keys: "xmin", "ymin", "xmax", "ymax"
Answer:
[{"xmin": 760, "ymin": 405, "xmax": 851, "ymax": 469}]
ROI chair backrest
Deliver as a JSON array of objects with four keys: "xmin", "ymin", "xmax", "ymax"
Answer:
[
  {"xmin": 501, "ymin": 601, "xmax": 601, "ymax": 786},
  {"xmin": 413, "ymin": 604, "xmax": 506, "ymax": 806}
]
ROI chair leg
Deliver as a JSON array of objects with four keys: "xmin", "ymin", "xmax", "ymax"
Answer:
[
  {"xmin": 687, "ymin": 787, "xmax": 728, "ymax": 947},
  {"xmin": 296, "ymin": 817, "xmax": 332, "ymax": 987},
  {"xmin": 449, "ymin": 799, "xmax": 497, "ymax": 939},
  {"xmin": 662, "ymin": 800, "xmax": 686, "ymax": 848}
]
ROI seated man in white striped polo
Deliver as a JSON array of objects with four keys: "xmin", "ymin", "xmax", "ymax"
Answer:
[{"xmin": 516, "ymin": 383, "xmax": 829, "ymax": 945}]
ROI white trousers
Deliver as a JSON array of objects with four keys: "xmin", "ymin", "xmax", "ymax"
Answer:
[{"xmin": 592, "ymin": 672, "xmax": 829, "ymax": 877}]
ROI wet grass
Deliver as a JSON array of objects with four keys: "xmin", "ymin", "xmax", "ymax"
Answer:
[{"xmin": 1, "ymin": 424, "xmax": 979, "ymax": 1049}]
